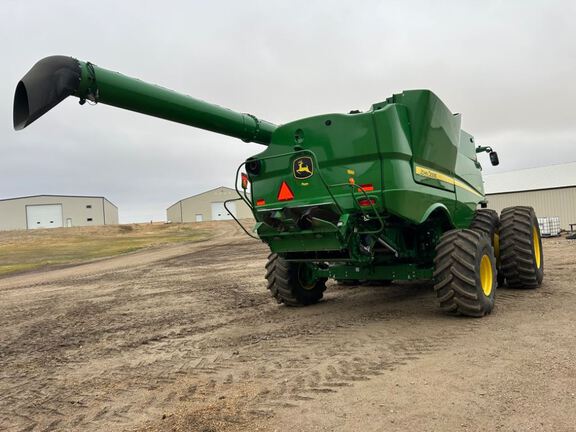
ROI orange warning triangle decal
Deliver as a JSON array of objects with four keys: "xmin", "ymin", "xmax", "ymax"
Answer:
[{"xmin": 277, "ymin": 181, "xmax": 294, "ymax": 201}]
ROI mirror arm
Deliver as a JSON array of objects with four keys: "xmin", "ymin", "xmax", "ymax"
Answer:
[{"xmin": 475, "ymin": 145, "xmax": 493, "ymax": 154}]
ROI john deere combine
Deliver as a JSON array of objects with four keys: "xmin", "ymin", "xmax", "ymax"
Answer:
[{"xmin": 13, "ymin": 56, "xmax": 544, "ymax": 316}]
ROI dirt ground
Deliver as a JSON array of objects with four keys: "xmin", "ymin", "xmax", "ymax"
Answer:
[{"xmin": 1, "ymin": 221, "xmax": 575, "ymax": 432}]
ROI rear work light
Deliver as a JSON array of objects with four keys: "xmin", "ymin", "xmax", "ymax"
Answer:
[{"xmin": 278, "ymin": 181, "xmax": 294, "ymax": 201}]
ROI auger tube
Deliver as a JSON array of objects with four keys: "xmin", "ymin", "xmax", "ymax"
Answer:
[{"xmin": 13, "ymin": 56, "xmax": 276, "ymax": 145}]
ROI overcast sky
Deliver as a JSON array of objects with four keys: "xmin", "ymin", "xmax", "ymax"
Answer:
[{"xmin": 2, "ymin": 1, "xmax": 575, "ymax": 222}]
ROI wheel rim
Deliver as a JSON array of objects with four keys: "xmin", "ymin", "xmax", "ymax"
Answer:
[
  {"xmin": 533, "ymin": 225, "xmax": 541, "ymax": 269},
  {"xmin": 480, "ymin": 254, "xmax": 493, "ymax": 296},
  {"xmin": 493, "ymin": 232, "xmax": 500, "ymax": 260},
  {"xmin": 298, "ymin": 264, "xmax": 317, "ymax": 290}
]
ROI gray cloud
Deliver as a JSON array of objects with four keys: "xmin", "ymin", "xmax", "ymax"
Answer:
[{"xmin": 2, "ymin": 0, "xmax": 575, "ymax": 222}]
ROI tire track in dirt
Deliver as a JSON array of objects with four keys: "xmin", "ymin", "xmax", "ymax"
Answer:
[
  {"xmin": 0, "ymin": 220, "xmax": 247, "ymax": 292},
  {"xmin": 132, "ymin": 270, "xmax": 552, "ymax": 430},
  {"xmin": 1, "ymin": 226, "xmax": 566, "ymax": 432}
]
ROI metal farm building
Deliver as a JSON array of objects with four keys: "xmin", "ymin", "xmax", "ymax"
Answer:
[
  {"xmin": 484, "ymin": 162, "xmax": 576, "ymax": 230},
  {"xmin": 167, "ymin": 186, "xmax": 252, "ymax": 223},
  {"xmin": 0, "ymin": 195, "xmax": 118, "ymax": 231}
]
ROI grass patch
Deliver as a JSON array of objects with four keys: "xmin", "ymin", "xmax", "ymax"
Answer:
[{"xmin": 0, "ymin": 223, "xmax": 213, "ymax": 276}]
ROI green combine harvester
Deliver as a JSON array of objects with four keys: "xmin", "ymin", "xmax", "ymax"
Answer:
[{"xmin": 14, "ymin": 56, "xmax": 544, "ymax": 316}]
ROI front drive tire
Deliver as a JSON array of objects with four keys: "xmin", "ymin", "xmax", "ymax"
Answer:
[
  {"xmin": 433, "ymin": 229, "xmax": 497, "ymax": 317},
  {"xmin": 500, "ymin": 206, "xmax": 544, "ymax": 288},
  {"xmin": 265, "ymin": 253, "xmax": 327, "ymax": 306}
]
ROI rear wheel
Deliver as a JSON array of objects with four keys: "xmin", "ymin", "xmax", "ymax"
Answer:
[
  {"xmin": 500, "ymin": 206, "xmax": 544, "ymax": 288},
  {"xmin": 470, "ymin": 209, "xmax": 504, "ymax": 286},
  {"xmin": 433, "ymin": 229, "xmax": 497, "ymax": 317},
  {"xmin": 265, "ymin": 253, "xmax": 327, "ymax": 306}
]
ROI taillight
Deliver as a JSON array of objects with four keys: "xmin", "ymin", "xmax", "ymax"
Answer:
[
  {"xmin": 358, "ymin": 198, "xmax": 376, "ymax": 207},
  {"xmin": 358, "ymin": 183, "xmax": 374, "ymax": 192},
  {"xmin": 256, "ymin": 199, "xmax": 266, "ymax": 206}
]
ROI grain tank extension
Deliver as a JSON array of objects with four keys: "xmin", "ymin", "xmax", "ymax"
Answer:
[{"xmin": 14, "ymin": 56, "xmax": 544, "ymax": 316}]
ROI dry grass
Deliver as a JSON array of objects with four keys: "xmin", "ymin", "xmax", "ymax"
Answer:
[{"xmin": 0, "ymin": 223, "xmax": 213, "ymax": 276}]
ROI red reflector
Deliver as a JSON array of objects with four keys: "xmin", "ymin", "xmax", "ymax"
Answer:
[
  {"xmin": 277, "ymin": 181, "xmax": 294, "ymax": 201},
  {"xmin": 256, "ymin": 199, "xmax": 266, "ymax": 206},
  {"xmin": 241, "ymin": 172, "xmax": 249, "ymax": 189},
  {"xmin": 358, "ymin": 199, "xmax": 376, "ymax": 207},
  {"xmin": 358, "ymin": 183, "xmax": 374, "ymax": 192}
]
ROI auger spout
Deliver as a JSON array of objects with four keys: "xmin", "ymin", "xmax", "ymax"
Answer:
[{"xmin": 13, "ymin": 56, "xmax": 276, "ymax": 145}]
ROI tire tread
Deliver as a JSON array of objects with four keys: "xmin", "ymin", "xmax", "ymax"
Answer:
[
  {"xmin": 433, "ymin": 229, "xmax": 495, "ymax": 317},
  {"xmin": 499, "ymin": 206, "xmax": 543, "ymax": 288},
  {"xmin": 265, "ymin": 253, "xmax": 326, "ymax": 306}
]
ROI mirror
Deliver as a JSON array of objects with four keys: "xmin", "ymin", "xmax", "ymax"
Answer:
[{"xmin": 490, "ymin": 151, "xmax": 500, "ymax": 166}]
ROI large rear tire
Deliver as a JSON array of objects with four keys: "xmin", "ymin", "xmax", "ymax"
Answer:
[
  {"xmin": 470, "ymin": 209, "xmax": 504, "ymax": 286},
  {"xmin": 433, "ymin": 229, "xmax": 497, "ymax": 317},
  {"xmin": 470, "ymin": 209, "xmax": 500, "ymax": 252},
  {"xmin": 500, "ymin": 206, "xmax": 544, "ymax": 288},
  {"xmin": 265, "ymin": 253, "xmax": 326, "ymax": 306}
]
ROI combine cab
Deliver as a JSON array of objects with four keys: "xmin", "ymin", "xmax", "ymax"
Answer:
[{"xmin": 14, "ymin": 56, "xmax": 544, "ymax": 316}]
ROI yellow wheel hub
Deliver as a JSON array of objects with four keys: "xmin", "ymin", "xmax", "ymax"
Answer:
[
  {"xmin": 480, "ymin": 254, "xmax": 493, "ymax": 296},
  {"xmin": 533, "ymin": 225, "xmax": 541, "ymax": 269},
  {"xmin": 298, "ymin": 264, "xmax": 316, "ymax": 290}
]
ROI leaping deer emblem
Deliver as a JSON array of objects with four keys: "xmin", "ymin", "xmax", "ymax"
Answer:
[
  {"xmin": 294, "ymin": 157, "xmax": 313, "ymax": 179},
  {"xmin": 296, "ymin": 160, "xmax": 312, "ymax": 174}
]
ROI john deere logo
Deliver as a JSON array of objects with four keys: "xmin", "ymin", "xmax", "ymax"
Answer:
[{"xmin": 293, "ymin": 157, "xmax": 313, "ymax": 179}]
